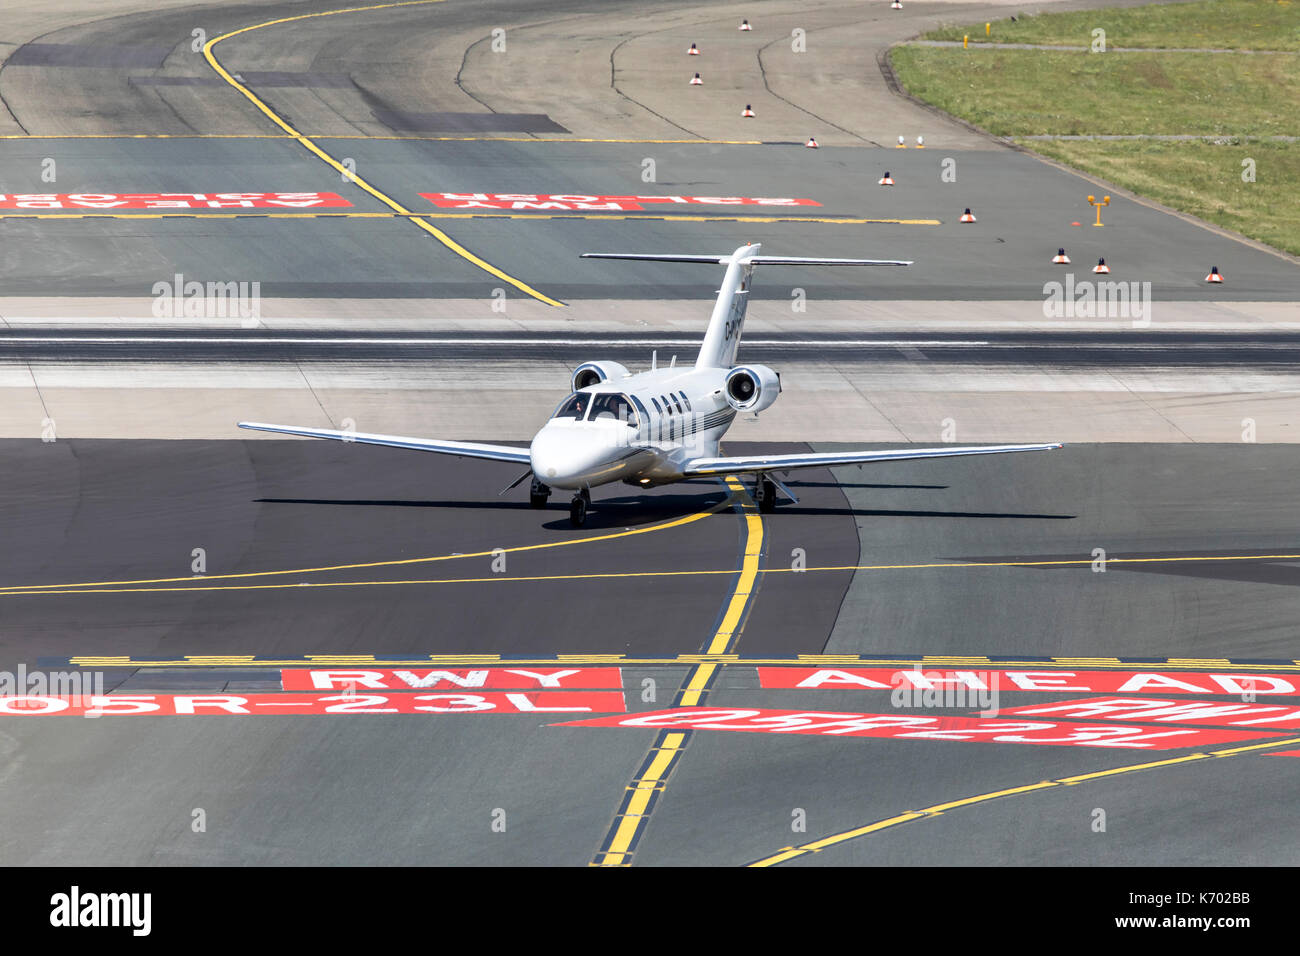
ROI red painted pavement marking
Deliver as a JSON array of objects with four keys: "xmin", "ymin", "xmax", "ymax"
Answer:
[
  {"xmin": 281, "ymin": 667, "xmax": 622, "ymax": 691},
  {"xmin": 552, "ymin": 708, "xmax": 1279, "ymax": 749},
  {"xmin": 420, "ymin": 192, "xmax": 821, "ymax": 212},
  {"xmin": 0, "ymin": 691, "xmax": 625, "ymax": 716},
  {"xmin": 1265, "ymin": 750, "xmax": 1300, "ymax": 758},
  {"xmin": 757, "ymin": 667, "xmax": 1300, "ymax": 696},
  {"xmin": 0, "ymin": 192, "xmax": 351, "ymax": 209},
  {"xmin": 996, "ymin": 696, "xmax": 1300, "ymax": 730}
]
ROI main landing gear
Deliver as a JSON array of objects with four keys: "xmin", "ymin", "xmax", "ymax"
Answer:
[
  {"xmin": 529, "ymin": 478, "xmax": 551, "ymax": 509},
  {"xmin": 754, "ymin": 475, "xmax": 777, "ymax": 514},
  {"xmin": 569, "ymin": 487, "xmax": 592, "ymax": 527}
]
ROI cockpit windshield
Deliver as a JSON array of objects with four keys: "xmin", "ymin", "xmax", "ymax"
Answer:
[
  {"xmin": 553, "ymin": 392, "xmax": 590, "ymax": 421},
  {"xmin": 552, "ymin": 391, "xmax": 639, "ymax": 426},
  {"xmin": 590, "ymin": 393, "xmax": 639, "ymax": 427}
]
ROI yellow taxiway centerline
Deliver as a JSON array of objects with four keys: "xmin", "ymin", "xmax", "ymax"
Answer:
[
  {"xmin": 10, "ymin": 550, "xmax": 1297, "ymax": 598},
  {"xmin": 0, "ymin": 500, "xmax": 729, "ymax": 593},
  {"xmin": 747, "ymin": 734, "xmax": 1300, "ymax": 866},
  {"xmin": 200, "ymin": 0, "xmax": 564, "ymax": 307},
  {"xmin": 592, "ymin": 477, "xmax": 764, "ymax": 866}
]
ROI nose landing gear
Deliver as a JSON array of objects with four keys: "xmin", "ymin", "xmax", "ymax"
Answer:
[
  {"xmin": 569, "ymin": 487, "xmax": 592, "ymax": 527},
  {"xmin": 529, "ymin": 478, "xmax": 551, "ymax": 509},
  {"xmin": 754, "ymin": 475, "xmax": 777, "ymax": 513}
]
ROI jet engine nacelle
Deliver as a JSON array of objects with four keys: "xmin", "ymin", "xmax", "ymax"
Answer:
[
  {"xmin": 572, "ymin": 361, "xmax": 630, "ymax": 391},
  {"xmin": 724, "ymin": 364, "xmax": 781, "ymax": 413}
]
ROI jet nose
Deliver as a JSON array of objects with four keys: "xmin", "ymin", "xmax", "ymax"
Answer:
[
  {"xmin": 530, "ymin": 426, "xmax": 575, "ymax": 487},
  {"xmin": 531, "ymin": 424, "xmax": 618, "ymax": 489}
]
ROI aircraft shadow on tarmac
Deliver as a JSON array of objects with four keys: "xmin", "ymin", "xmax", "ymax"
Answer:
[
  {"xmin": 785, "ymin": 481, "xmax": 949, "ymax": 490},
  {"xmin": 256, "ymin": 493, "xmax": 734, "ymax": 530},
  {"xmin": 765, "ymin": 507, "xmax": 1077, "ymax": 520},
  {"xmin": 257, "ymin": 496, "xmax": 1075, "ymax": 526}
]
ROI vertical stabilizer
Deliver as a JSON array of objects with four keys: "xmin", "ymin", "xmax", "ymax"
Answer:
[{"xmin": 696, "ymin": 243, "xmax": 759, "ymax": 369}]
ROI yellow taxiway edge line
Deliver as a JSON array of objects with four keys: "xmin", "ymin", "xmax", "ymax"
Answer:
[
  {"xmin": 0, "ymin": 212, "xmax": 939, "ymax": 226},
  {"xmin": 63, "ymin": 655, "xmax": 1300, "ymax": 670},
  {"xmin": 0, "ymin": 133, "xmax": 764, "ymax": 144}
]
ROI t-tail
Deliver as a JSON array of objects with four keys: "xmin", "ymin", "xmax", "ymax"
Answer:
[{"xmin": 580, "ymin": 243, "xmax": 912, "ymax": 368}]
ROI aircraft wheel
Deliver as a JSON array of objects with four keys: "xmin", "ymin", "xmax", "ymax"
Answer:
[
  {"xmin": 529, "ymin": 478, "xmax": 551, "ymax": 509},
  {"xmin": 569, "ymin": 493, "xmax": 588, "ymax": 527},
  {"xmin": 757, "ymin": 477, "xmax": 777, "ymax": 514}
]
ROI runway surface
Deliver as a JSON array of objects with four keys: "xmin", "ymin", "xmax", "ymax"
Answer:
[
  {"xmin": 7, "ymin": 326, "xmax": 1300, "ymax": 366},
  {"xmin": 1, "ymin": 0, "xmax": 1297, "ymax": 868}
]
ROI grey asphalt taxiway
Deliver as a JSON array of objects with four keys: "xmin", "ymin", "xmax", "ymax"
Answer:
[
  {"xmin": 3, "ymin": 440, "xmax": 1300, "ymax": 865},
  {"xmin": 1, "ymin": 0, "xmax": 1298, "ymax": 868},
  {"xmin": 0, "ymin": 138, "xmax": 1294, "ymax": 301}
]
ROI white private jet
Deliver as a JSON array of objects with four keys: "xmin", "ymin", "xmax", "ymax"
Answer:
[{"xmin": 240, "ymin": 243, "xmax": 1061, "ymax": 526}]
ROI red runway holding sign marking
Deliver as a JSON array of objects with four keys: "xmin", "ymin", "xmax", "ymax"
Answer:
[
  {"xmin": 998, "ymin": 697, "xmax": 1300, "ymax": 730},
  {"xmin": 554, "ymin": 708, "xmax": 1281, "ymax": 749},
  {"xmin": 0, "ymin": 691, "xmax": 625, "ymax": 716},
  {"xmin": 757, "ymin": 667, "xmax": 1300, "ymax": 696},
  {"xmin": 420, "ymin": 192, "xmax": 821, "ymax": 211},
  {"xmin": 0, "ymin": 192, "xmax": 351, "ymax": 209},
  {"xmin": 281, "ymin": 667, "xmax": 622, "ymax": 691}
]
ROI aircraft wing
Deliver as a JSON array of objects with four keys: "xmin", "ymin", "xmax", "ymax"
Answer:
[
  {"xmin": 237, "ymin": 422, "xmax": 531, "ymax": 464},
  {"xmin": 682, "ymin": 443, "xmax": 1062, "ymax": 477}
]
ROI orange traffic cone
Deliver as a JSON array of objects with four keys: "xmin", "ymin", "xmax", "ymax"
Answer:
[
  {"xmin": 689, "ymin": 72, "xmax": 702, "ymax": 85},
  {"xmin": 1092, "ymin": 257, "xmax": 1110, "ymax": 274},
  {"xmin": 688, "ymin": 43, "xmax": 700, "ymax": 55},
  {"xmin": 740, "ymin": 19, "xmax": 752, "ymax": 31},
  {"xmin": 805, "ymin": 136, "xmax": 819, "ymax": 148},
  {"xmin": 959, "ymin": 208, "xmax": 976, "ymax": 223},
  {"xmin": 1205, "ymin": 266, "xmax": 1224, "ymax": 283},
  {"xmin": 878, "ymin": 171, "xmax": 894, "ymax": 186},
  {"xmin": 741, "ymin": 104, "xmax": 755, "ymax": 117},
  {"xmin": 1052, "ymin": 248, "xmax": 1070, "ymax": 264}
]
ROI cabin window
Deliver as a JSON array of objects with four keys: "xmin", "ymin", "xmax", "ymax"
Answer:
[
  {"xmin": 629, "ymin": 395, "xmax": 651, "ymax": 425},
  {"xmin": 650, "ymin": 397, "xmax": 662, "ymax": 414},
  {"xmin": 678, "ymin": 392, "xmax": 692, "ymax": 411},
  {"xmin": 670, "ymin": 394, "xmax": 685, "ymax": 414}
]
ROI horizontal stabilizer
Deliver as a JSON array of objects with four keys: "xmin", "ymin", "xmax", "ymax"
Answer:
[{"xmin": 581, "ymin": 253, "xmax": 912, "ymax": 267}]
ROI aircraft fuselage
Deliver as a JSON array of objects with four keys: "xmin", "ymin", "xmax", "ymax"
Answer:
[{"xmin": 528, "ymin": 366, "xmax": 741, "ymax": 491}]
